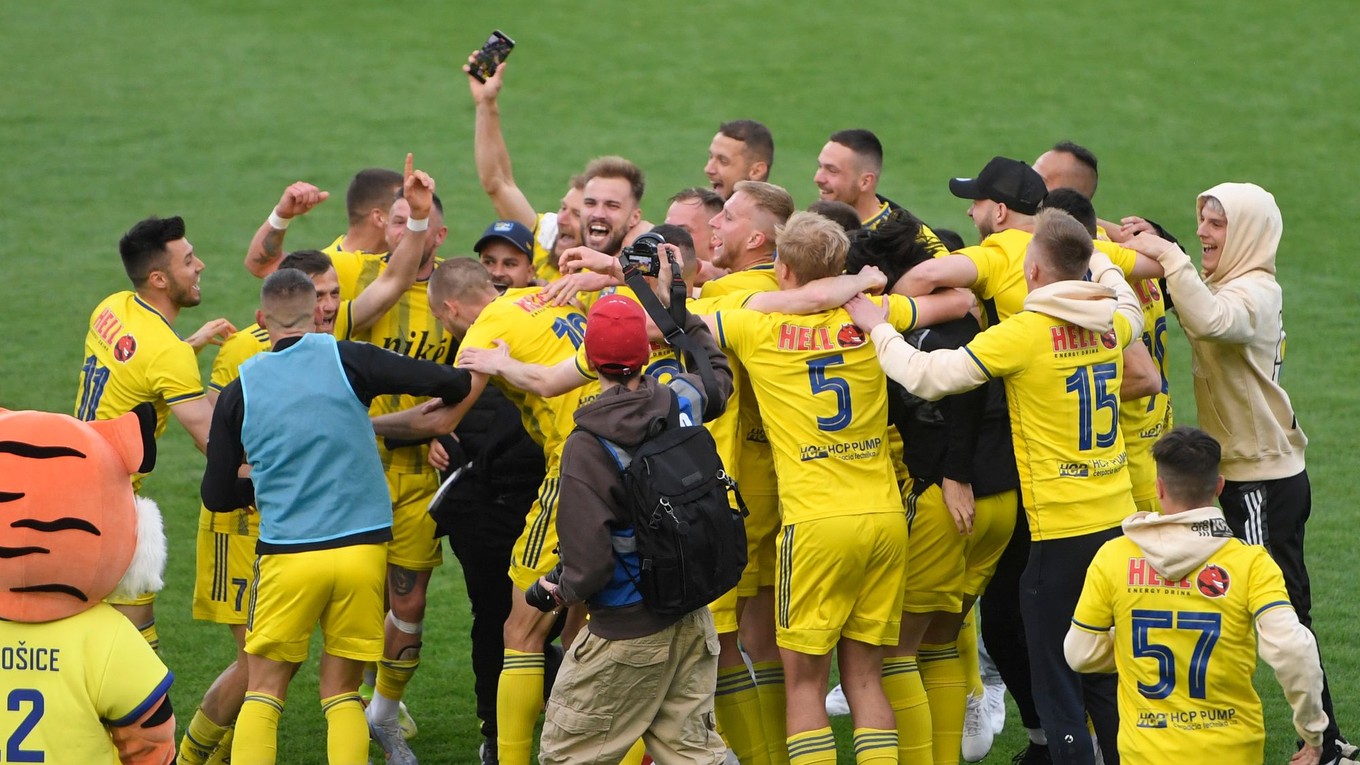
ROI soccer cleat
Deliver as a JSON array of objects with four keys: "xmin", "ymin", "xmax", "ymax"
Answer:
[
  {"xmin": 479, "ymin": 740, "xmax": 498, "ymax": 765},
  {"xmin": 1011, "ymin": 742, "xmax": 1052, "ymax": 765},
  {"xmin": 983, "ymin": 680, "xmax": 1007, "ymax": 736},
  {"xmin": 397, "ymin": 701, "xmax": 418, "ymax": 740},
  {"xmin": 367, "ymin": 703, "xmax": 419, "ymax": 765},
  {"xmin": 962, "ymin": 692, "xmax": 995, "ymax": 762},
  {"xmin": 824, "ymin": 683, "xmax": 850, "ymax": 716}
]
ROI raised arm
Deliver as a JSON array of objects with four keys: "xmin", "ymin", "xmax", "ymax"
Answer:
[
  {"xmin": 372, "ymin": 372, "xmax": 489, "ymax": 441},
  {"xmin": 741, "ymin": 267, "xmax": 886, "ymax": 314},
  {"xmin": 347, "ymin": 154, "xmax": 433, "ymax": 334},
  {"xmin": 244, "ymin": 182, "xmax": 330, "ymax": 278},
  {"xmin": 1089, "ymin": 250, "xmax": 1145, "ymax": 340},
  {"xmin": 465, "ymin": 54, "xmax": 537, "ymax": 228},
  {"xmin": 845, "ymin": 295, "xmax": 989, "ymax": 401}
]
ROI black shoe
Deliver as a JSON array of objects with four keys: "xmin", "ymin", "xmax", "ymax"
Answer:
[
  {"xmin": 480, "ymin": 739, "xmax": 499, "ymax": 765},
  {"xmin": 1012, "ymin": 742, "xmax": 1052, "ymax": 765}
]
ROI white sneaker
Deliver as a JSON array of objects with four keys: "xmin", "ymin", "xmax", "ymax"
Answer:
[
  {"xmin": 961, "ymin": 692, "xmax": 994, "ymax": 763},
  {"xmin": 367, "ymin": 703, "xmax": 419, "ymax": 765},
  {"xmin": 824, "ymin": 684, "xmax": 850, "ymax": 716},
  {"xmin": 983, "ymin": 681, "xmax": 1006, "ymax": 736},
  {"xmin": 398, "ymin": 701, "xmax": 418, "ymax": 740}
]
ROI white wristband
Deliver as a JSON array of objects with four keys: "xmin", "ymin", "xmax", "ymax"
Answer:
[
  {"xmin": 267, "ymin": 210, "xmax": 291, "ymax": 230},
  {"xmin": 406, "ymin": 217, "xmax": 429, "ymax": 232}
]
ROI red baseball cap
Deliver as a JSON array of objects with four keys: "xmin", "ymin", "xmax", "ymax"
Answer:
[{"xmin": 585, "ymin": 294, "xmax": 649, "ymax": 376}]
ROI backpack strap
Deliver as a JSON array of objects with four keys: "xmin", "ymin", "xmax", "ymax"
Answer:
[{"xmin": 592, "ymin": 434, "xmax": 632, "ymax": 471}]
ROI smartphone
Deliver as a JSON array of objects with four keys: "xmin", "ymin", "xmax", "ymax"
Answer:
[{"xmin": 468, "ymin": 30, "xmax": 515, "ymax": 83}]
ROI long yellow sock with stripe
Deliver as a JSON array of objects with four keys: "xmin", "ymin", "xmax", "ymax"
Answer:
[
  {"xmin": 497, "ymin": 650, "xmax": 544, "ymax": 765},
  {"xmin": 883, "ymin": 656, "xmax": 932, "ymax": 765},
  {"xmin": 373, "ymin": 656, "xmax": 420, "ymax": 721},
  {"xmin": 178, "ymin": 708, "xmax": 230, "ymax": 765},
  {"xmin": 204, "ymin": 726, "xmax": 233, "ymax": 765},
  {"xmin": 136, "ymin": 618, "xmax": 160, "ymax": 652},
  {"xmin": 752, "ymin": 661, "xmax": 790, "ymax": 765},
  {"xmin": 958, "ymin": 609, "xmax": 983, "ymax": 697},
  {"xmin": 232, "ymin": 692, "xmax": 284, "ymax": 764},
  {"xmin": 919, "ymin": 642, "xmax": 967, "ymax": 765},
  {"xmin": 786, "ymin": 727, "xmax": 837, "ymax": 765},
  {"xmin": 321, "ymin": 692, "xmax": 368, "ymax": 765},
  {"xmin": 854, "ymin": 727, "xmax": 900, "ymax": 764},
  {"xmin": 716, "ymin": 665, "xmax": 770, "ymax": 765}
]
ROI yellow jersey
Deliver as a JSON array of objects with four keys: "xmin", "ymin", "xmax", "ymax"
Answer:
[
  {"xmin": 461, "ymin": 287, "xmax": 597, "ymax": 470},
  {"xmin": 76, "ymin": 292, "xmax": 205, "ymax": 490},
  {"xmin": 1072, "ymin": 536, "xmax": 1293, "ymax": 764},
  {"xmin": 333, "ymin": 253, "xmax": 450, "ymax": 473},
  {"xmin": 532, "ymin": 211, "xmax": 561, "ymax": 283},
  {"xmin": 321, "ymin": 234, "xmax": 385, "ymax": 264},
  {"xmin": 714, "ymin": 294, "xmax": 919, "ymax": 524},
  {"xmin": 0, "ymin": 603, "xmax": 173, "ymax": 764},
  {"xmin": 966, "ymin": 312, "xmax": 1136, "ymax": 540},
  {"xmin": 959, "ymin": 232, "xmax": 1141, "ymax": 328},
  {"xmin": 200, "ymin": 323, "xmax": 271, "ymax": 537},
  {"xmin": 1120, "ymin": 280, "xmax": 1174, "ymax": 504}
]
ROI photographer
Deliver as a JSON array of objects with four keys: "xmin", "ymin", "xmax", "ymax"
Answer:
[{"xmin": 528, "ymin": 293, "xmax": 732, "ymax": 765}]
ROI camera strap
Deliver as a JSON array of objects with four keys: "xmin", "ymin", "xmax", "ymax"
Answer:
[{"xmin": 623, "ymin": 257, "xmax": 725, "ymax": 424}]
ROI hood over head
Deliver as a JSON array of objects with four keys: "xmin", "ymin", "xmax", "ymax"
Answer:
[
  {"xmin": 1121, "ymin": 506, "xmax": 1235, "ymax": 582},
  {"xmin": 1198, "ymin": 182, "xmax": 1281, "ymax": 285}
]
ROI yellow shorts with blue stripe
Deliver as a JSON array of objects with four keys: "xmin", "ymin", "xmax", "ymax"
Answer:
[
  {"xmin": 193, "ymin": 506, "xmax": 259, "ymax": 625},
  {"xmin": 901, "ymin": 485, "xmax": 1016, "ymax": 613},
  {"xmin": 385, "ymin": 469, "xmax": 442, "ymax": 571},
  {"xmin": 510, "ymin": 469, "xmax": 563, "ymax": 591}
]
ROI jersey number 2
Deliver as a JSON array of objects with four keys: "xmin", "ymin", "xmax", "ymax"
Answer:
[{"xmin": 5, "ymin": 688, "xmax": 44, "ymax": 762}]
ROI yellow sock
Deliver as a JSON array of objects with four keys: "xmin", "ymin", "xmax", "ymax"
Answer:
[
  {"xmin": 178, "ymin": 708, "xmax": 230, "ymax": 765},
  {"xmin": 752, "ymin": 662, "xmax": 789, "ymax": 765},
  {"xmin": 786, "ymin": 727, "xmax": 837, "ymax": 765},
  {"xmin": 716, "ymin": 665, "xmax": 770, "ymax": 765},
  {"xmin": 958, "ymin": 609, "xmax": 983, "ymax": 697},
  {"xmin": 619, "ymin": 738, "xmax": 647, "ymax": 765},
  {"xmin": 204, "ymin": 726, "xmax": 233, "ymax": 765},
  {"xmin": 854, "ymin": 727, "xmax": 899, "ymax": 765},
  {"xmin": 136, "ymin": 618, "xmax": 160, "ymax": 652},
  {"xmin": 883, "ymin": 656, "xmax": 932, "ymax": 765},
  {"xmin": 232, "ymin": 692, "xmax": 283, "ymax": 765},
  {"xmin": 321, "ymin": 692, "xmax": 368, "ymax": 765},
  {"xmin": 497, "ymin": 650, "xmax": 544, "ymax": 765},
  {"xmin": 375, "ymin": 655, "xmax": 421, "ymax": 704},
  {"xmin": 919, "ymin": 643, "xmax": 967, "ymax": 765}
]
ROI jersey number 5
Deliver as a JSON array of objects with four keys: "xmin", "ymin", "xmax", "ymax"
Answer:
[
  {"xmin": 1065, "ymin": 362, "xmax": 1118, "ymax": 451},
  {"xmin": 1130, "ymin": 609, "xmax": 1221, "ymax": 700},
  {"xmin": 807, "ymin": 355, "xmax": 852, "ymax": 432}
]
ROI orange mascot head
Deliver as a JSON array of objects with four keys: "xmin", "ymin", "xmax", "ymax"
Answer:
[{"xmin": 0, "ymin": 404, "xmax": 162, "ymax": 623}]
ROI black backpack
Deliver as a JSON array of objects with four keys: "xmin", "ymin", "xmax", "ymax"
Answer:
[{"xmin": 585, "ymin": 389, "xmax": 748, "ymax": 616}]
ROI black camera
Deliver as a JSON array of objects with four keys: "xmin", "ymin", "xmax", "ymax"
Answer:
[
  {"xmin": 524, "ymin": 564, "xmax": 563, "ymax": 612},
  {"xmin": 619, "ymin": 232, "xmax": 667, "ymax": 278}
]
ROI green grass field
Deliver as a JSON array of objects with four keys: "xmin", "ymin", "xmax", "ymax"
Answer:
[{"xmin": 3, "ymin": 1, "xmax": 1358, "ymax": 762}]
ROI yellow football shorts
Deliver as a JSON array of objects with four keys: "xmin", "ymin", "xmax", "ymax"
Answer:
[
  {"xmin": 245, "ymin": 543, "xmax": 387, "ymax": 664},
  {"xmin": 192, "ymin": 506, "xmax": 259, "ymax": 624},
  {"xmin": 510, "ymin": 471, "xmax": 563, "ymax": 591},
  {"xmin": 385, "ymin": 469, "xmax": 442, "ymax": 571},
  {"xmin": 775, "ymin": 513, "xmax": 907, "ymax": 654}
]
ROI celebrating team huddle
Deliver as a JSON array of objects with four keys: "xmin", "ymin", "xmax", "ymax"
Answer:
[{"xmin": 3, "ymin": 39, "xmax": 1349, "ymax": 765}]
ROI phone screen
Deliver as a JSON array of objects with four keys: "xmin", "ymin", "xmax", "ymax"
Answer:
[{"xmin": 469, "ymin": 30, "xmax": 515, "ymax": 83}]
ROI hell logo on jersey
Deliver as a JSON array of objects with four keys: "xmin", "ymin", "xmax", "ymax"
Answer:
[
  {"xmin": 1127, "ymin": 557, "xmax": 1191, "ymax": 589},
  {"xmin": 113, "ymin": 334, "xmax": 138, "ymax": 363},
  {"xmin": 777, "ymin": 322, "xmax": 865, "ymax": 352},
  {"xmin": 1196, "ymin": 564, "xmax": 1230, "ymax": 598}
]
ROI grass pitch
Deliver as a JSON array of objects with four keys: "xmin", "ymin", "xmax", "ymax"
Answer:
[{"xmin": 2, "ymin": 1, "xmax": 1357, "ymax": 762}]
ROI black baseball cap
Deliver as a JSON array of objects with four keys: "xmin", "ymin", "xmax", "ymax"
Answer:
[
  {"xmin": 473, "ymin": 220, "xmax": 535, "ymax": 255},
  {"xmin": 949, "ymin": 157, "xmax": 1047, "ymax": 215}
]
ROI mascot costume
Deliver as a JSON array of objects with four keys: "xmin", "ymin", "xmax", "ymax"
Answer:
[{"xmin": 0, "ymin": 405, "xmax": 175, "ymax": 764}]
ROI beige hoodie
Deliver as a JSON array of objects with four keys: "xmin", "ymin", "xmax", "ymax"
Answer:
[
  {"xmin": 1064, "ymin": 507, "xmax": 1327, "ymax": 746},
  {"xmin": 869, "ymin": 251, "xmax": 1142, "ymax": 400},
  {"xmin": 1150, "ymin": 183, "xmax": 1306, "ymax": 481}
]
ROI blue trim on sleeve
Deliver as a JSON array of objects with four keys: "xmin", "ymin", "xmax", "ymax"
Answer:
[
  {"xmin": 1070, "ymin": 618, "xmax": 1111, "ymax": 633},
  {"xmin": 107, "ymin": 670, "xmax": 174, "ymax": 727},
  {"xmin": 715, "ymin": 312, "xmax": 729, "ymax": 349},
  {"xmin": 963, "ymin": 347, "xmax": 992, "ymax": 378},
  {"xmin": 1254, "ymin": 600, "xmax": 1293, "ymax": 619},
  {"xmin": 165, "ymin": 390, "xmax": 206, "ymax": 404}
]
